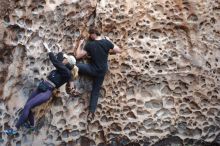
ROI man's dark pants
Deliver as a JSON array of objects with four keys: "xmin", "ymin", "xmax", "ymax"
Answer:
[{"xmin": 77, "ymin": 63, "xmax": 106, "ymax": 113}]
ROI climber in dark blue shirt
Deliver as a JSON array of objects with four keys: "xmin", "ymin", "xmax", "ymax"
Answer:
[{"xmin": 75, "ymin": 28, "xmax": 121, "ymax": 122}]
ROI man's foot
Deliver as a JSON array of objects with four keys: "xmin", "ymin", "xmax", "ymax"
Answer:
[
  {"xmin": 2, "ymin": 129, "xmax": 18, "ymax": 136},
  {"xmin": 87, "ymin": 112, "xmax": 95, "ymax": 123}
]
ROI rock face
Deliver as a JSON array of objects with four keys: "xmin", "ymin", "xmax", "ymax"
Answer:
[{"xmin": 0, "ymin": 0, "xmax": 220, "ymax": 145}]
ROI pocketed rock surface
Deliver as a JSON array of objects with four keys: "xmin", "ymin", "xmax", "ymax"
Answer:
[{"xmin": 0, "ymin": 0, "xmax": 220, "ymax": 146}]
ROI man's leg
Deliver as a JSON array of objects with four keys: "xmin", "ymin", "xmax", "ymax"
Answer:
[
  {"xmin": 76, "ymin": 63, "xmax": 97, "ymax": 76},
  {"xmin": 77, "ymin": 63, "xmax": 105, "ymax": 121},
  {"xmin": 89, "ymin": 75, "xmax": 105, "ymax": 113},
  {"xmin": 15, "ymin": 90, "xmax": 52, "ymax": 129}
]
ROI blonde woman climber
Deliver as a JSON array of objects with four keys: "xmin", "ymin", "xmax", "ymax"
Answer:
[{"xmin": 3, "ymin": 44, "xmax": 78, "ymax": 135}]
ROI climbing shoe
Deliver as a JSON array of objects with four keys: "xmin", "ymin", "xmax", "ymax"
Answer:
[
  {"xmin": 23, "ymin": 122, "xmax": 31, "ymax": 129},
  {"xmin": 2, "ymin": 129, "xmax": 18, "ymax": 136}
]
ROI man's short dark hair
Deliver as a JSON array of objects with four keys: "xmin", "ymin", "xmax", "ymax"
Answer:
[{"xmin": 88, "ymin": 28, "xmax": 101, "ymax": 36}]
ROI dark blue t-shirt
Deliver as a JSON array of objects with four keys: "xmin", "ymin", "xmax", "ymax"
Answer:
[{"xmin": 84, "ymin": 39, "xmax": 114, "ymax": 73}]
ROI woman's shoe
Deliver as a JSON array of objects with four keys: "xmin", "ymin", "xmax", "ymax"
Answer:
[
  {"xmin": 2, "ymin": 129, "xmax": 18, "ymax": 136},
  {"xmin": 23, "ymin": 123, "xmax": 36, "ymax": 133},
  {"xmin": 23, "ymin": 122, "xmax": 31, "ymax": 129}
]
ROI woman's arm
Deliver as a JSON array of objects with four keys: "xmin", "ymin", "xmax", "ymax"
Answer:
[
  {"xmin": 48, "ymin": 52, "xmax": 70, "ymax": 76},
  {"xmin": 56, "ymin": 52, "xmax": 64, "ymax": 62}
]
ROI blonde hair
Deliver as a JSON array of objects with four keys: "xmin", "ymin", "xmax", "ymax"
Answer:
[{"xmin": 71, "ymin": 65, "xmax": 79, "ymax": 79}]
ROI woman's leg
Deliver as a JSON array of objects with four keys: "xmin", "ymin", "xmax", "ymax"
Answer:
[
  {"xmin": 27, "ymin": 88, "xmax": 41, "ymax": 102},
  {"xmin": 26, "ymin": 88, "xmax": 41, "ymax": 126},
  {"xmin": 15, "ymin": 90, "xmax": 52, "ymax": 129},
  {"xmin": 28, "ymin": 111, "xmax": 34, "ymax": 126}
]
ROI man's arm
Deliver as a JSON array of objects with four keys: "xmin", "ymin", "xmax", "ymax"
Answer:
[
  {"xmin": 75, "ymin": 39, "xmax": 87, "ymax": 59},
  {"xmin": 112, "ymin": 45, "xmax": 121, "ymax": 53},
  {"xmin": 105, "ymin": 37, "xmax": 122, "ymax": 54}
]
